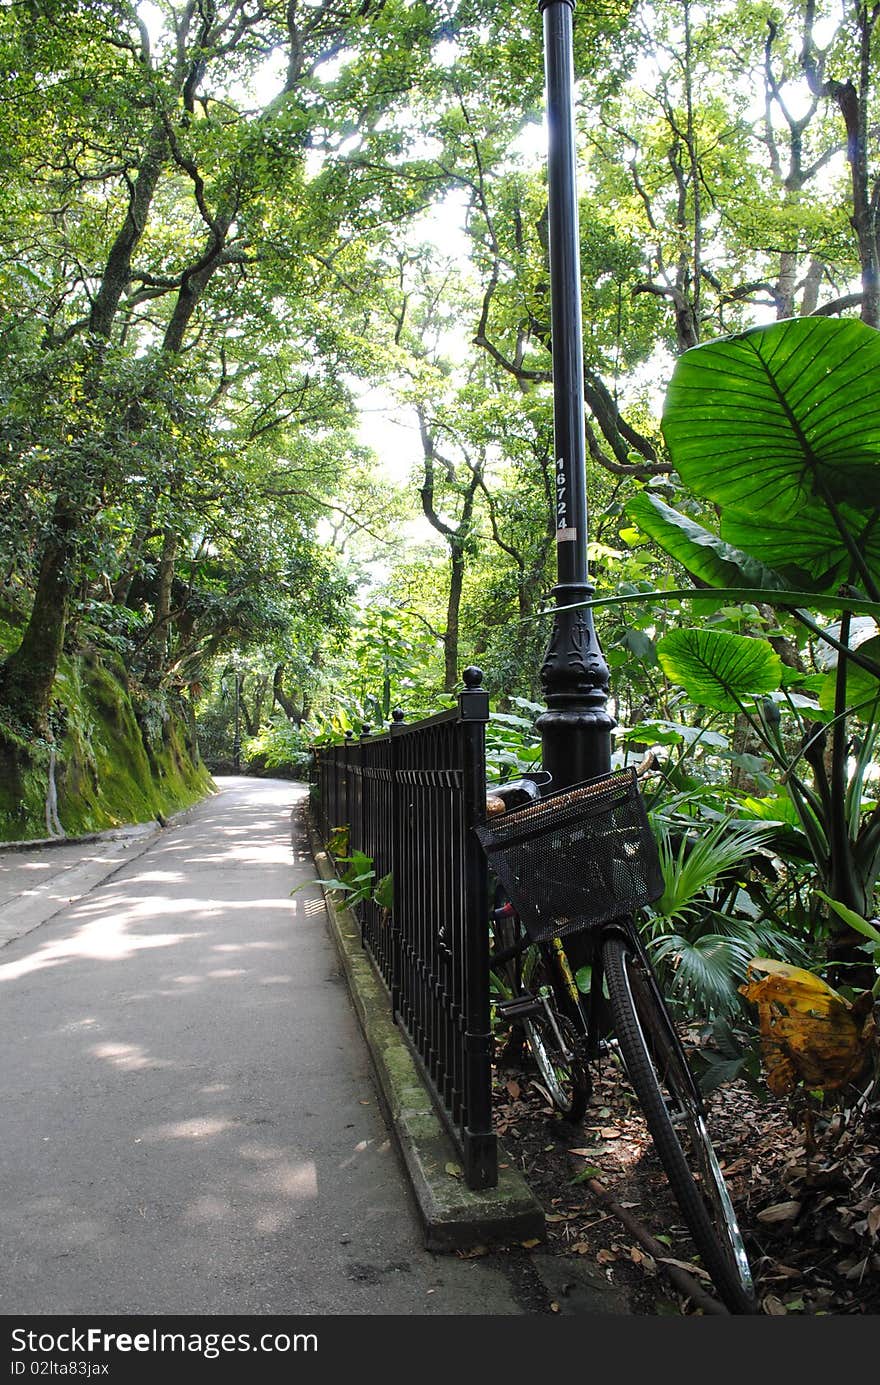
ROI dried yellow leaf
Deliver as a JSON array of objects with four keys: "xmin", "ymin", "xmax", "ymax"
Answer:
[{"xmin": 739, "ymin": 959, "xmax": 875, "ymax": 1093}]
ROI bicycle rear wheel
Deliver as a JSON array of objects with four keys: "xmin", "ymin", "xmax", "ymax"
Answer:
[{"xmin": 602, "ymin": 931, "xmax": 756, "ymax": 1314}]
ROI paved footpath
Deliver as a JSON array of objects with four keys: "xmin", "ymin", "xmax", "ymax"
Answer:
[{"xmin": 0, "ymin": 778, "xmax": 524, "ymax": 1316}]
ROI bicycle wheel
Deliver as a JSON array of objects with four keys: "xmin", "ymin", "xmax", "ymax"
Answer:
[
  {"xmin": 602, "ymin": 931, "xmax": 756, "ymax": 1314},
  {"xmin": 524, "ymin": 1010, "xmax": 590, "ymax": 1121}
]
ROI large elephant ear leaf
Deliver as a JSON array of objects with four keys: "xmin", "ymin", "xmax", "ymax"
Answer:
[
  {"xmin": 657, "ymin": 629, "xmax": 783, "ymax": 713},
  {"xmin": 627, "ymin": 492, "xmax": 794, "ymax": 591},
  {"xmin": 661, "ymin": 318, "xmax": 880, "ymax": 586}
]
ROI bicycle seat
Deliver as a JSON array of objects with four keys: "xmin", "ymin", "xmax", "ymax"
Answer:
[{"xmin": 486, "ymin": 773, "xmax": 552, "ymax": 815}]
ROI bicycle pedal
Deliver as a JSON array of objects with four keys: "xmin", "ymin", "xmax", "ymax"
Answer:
[{"xmin": 496, "ymin": 996, "xmax": 544, "ymax": 1021}]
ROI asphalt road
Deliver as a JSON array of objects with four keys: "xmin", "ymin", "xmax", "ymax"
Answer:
[{"xmin": 0, "ymin": 778, "xmax": 524, "ymax": 1316}]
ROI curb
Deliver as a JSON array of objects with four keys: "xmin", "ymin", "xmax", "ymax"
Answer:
[
  {"xmin": 0, "ymin": 782, "xmax": 218, "ymax": 853},
  {"xmin": 0, "ymin": 823, "xmax": 159, "ymax": 853},
  {"xmin": 302, "ymin": 804, "xmax": 546, "ymax": 1253}
]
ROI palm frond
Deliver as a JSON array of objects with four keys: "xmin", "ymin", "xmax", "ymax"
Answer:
[
  {"xmin": 705, "ymin": 911, "xmax": 811, "ymax": 969},
  {"xmin": 653, "ymin": 817, "xmax": 775, "ymax": 925},
  {"xmin": 649, "ymin": 932, "xmax": 743, "ymax": 1016}
]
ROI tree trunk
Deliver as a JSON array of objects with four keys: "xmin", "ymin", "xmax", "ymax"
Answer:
[
  {"xmin": 89, "ymin": 125, "xmax": 168, "ymax": 339},
  {"xmin": 444, "ymin": 543, "xmax": 465, "ymax": 694},
  {"xmin": 0, "ymin": 495, "xmax": 77, "ymax": 726},
  {"xmin": 272, "ymin": 665, "xmax": 301, "ymax": 721},
  {"xmin": 143, "ymin": 526, "xmax": 177, "ymax": 685}
]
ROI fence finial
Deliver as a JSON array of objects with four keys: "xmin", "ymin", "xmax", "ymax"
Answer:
[
  {"xmin": 392, "ymin": 706, "xmax": 405, "ymax": 722},
  {"xmin": 459, "ymin": 666, "xmax": 489, "ymax": 721}
]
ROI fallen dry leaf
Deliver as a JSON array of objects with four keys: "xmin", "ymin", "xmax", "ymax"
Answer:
[
  {"xmin": 739, "ymin": 959, "xmax": 875, "ymax": 1094},
  {"xmin": 763, "ymin": 1295, "xmax": 788, "ymax": 1315},
  {"xmin": 756, "ymin": 1200, "xmax": 802, "ymax": 1224}
]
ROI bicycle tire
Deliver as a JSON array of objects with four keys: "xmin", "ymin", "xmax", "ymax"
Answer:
[
  {"xmin": 524, "ymin": 1011, "xmax": 590, "ymax": 1121},
  {"xmin": 602, "ymin": 931, "xmax": 756, "ymax": 1314}
]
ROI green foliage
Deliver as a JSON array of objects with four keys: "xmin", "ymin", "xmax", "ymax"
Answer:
[
  {"xmin": 243, "ymin": 719, "xmax": 312, "ymax": 779},
  {"xmin": 661, "ymin": 318, "xmax": 880, "ymax": 592},
  {"xmin": 656, "ymin": 629, "xmax": 783, "ymax": 714},
  {"xmin": 299, "ymin": 839, "xmax": 393, "ymax": 915},
  {"xmin": 643, "ymin": 812, "xmax": 807, "ymax": 1020},
  {"xmin": 0, "ymin": 621, "xmax": 210, "ymax": 841},
  {"xmin": 814, "ymin": 891, "xmax": 880, "ymax": 997},
  {"xmin": 622, "ymin": 318, "xmax": 880, "ymax": 932},
  {"xmin": 485, "ymin": 701, "xmax": 544, "ymax": 782}
]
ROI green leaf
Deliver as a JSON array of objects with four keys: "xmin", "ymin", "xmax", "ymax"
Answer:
[
  {"xmin": 814, "ymin": 890, "xmax": 880, "ymax": 944},
  {"xmin": 291, "ymin": 876, "xmax": 354, "ymax": 895},
  {"xmin": 656, "ymin": 628, "xmax": 782, "ymax": 712},
  {"xmin": 661, "ymin": 317, "xmax": 880, "ymax": 592},
  {"xmin": 373, "ymin": 871, "xmax": 394, "ymax": 912},
  {"xmin": 739, "ymin": 796, "xmax": 804, "ymax": 829},
  {"xmin": 569, "ymin": 1165, "xmax": 603, "ymax": 1183},
  {"xmin": 618, "ymin": 719, "xmax": 729, "ymax": 749},
  {"xmin": 575, "ymin": 965, "xmax": 592, "ymax": 994},
  {"xmin": 697, "ymin": 1055, "xmax": 748, "ymax": 1094},
  {"xmin": 812, "ymin": 618, "xmax": 880, "ymax": 672},
  {"xmin": 621, "ymin": 627, "xmax": 658, "ymax": 665},
  {"xmin": 536, "ymin": 587, "xmax": 880, "ymax": 623},
  {"xmin": 811, "ymin": 622, "xmax": 880, "ymax": 716},
  {"xmin": 627, "ymin": 492, "xmax": 791, "ymax": 592}
]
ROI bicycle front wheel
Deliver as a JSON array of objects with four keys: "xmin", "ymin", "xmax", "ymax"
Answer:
[{"xmin": 602, "ymin": 932, "xmax": 756, "ymax": 1314}]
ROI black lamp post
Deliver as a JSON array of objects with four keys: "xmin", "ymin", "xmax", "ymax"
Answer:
[{"xmin": 536, "ymin": 0, "xmax": 614, "ymax": 789}]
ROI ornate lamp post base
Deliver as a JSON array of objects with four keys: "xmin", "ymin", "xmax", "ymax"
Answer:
[{"xmin": 537, "ymin": 582, "xmax": 614, "ymax": 787}]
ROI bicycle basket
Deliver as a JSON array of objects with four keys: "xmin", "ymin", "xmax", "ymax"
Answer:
[{"xmin": 474, "ymin": 768, "xmax": 663, "ymax": 943}]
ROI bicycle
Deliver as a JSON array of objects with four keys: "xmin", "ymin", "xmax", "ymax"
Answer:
[
  {"xmin": 476, "ymin": 766, "xmax": 756, "ymax": 1316},
  {"xmin": 490, "ymin": 890, "xmax": 593, "ymax": 1122}
]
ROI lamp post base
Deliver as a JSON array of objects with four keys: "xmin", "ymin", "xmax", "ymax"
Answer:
[{"xmin": 537, "ymin": 582, "xmax": 615, "ymax": 789}]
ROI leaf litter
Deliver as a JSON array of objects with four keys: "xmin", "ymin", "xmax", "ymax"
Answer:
[{"xmin": 491, "ymin": 1035, "xmax": 880, "ymax": 1315}]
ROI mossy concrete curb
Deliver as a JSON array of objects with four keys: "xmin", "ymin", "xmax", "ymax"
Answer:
[
  {"xmin": 0, "ymin": 786, "xmax": 217, "ymax": 852},
  {"xmin": 303, "ymin": 804, "xmax": 545, "ymax": 1253}
]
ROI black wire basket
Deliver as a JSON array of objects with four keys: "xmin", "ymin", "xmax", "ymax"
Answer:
[{"xmin": 475, "ymin": 768, "xmax": 664, "ymax": 942}]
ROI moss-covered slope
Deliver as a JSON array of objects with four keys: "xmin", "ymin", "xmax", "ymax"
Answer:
[{"xmin": 0, "ymin": 612, "xmax": 213, "ymax": 842}]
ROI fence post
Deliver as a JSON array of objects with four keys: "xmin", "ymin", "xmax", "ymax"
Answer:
[
  {"xmin": 457, "ymin": 666, "xmax": 496, "ymax": 1189},
  {"xmin": 358, "ymin": 724, "xmax": 371, "ymax": 946},
  {"xmin": 389, "ymin": 706, "xmax": 405, "ymax": 1020},
  {"xmin": 343, "ymin": 729, "xmax": 354, "ymax": 849}
]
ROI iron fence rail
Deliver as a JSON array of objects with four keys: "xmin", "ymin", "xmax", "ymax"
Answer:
[{"xmin": 313, "ymin": 670, "xmax": 496, "ymax": 1190}]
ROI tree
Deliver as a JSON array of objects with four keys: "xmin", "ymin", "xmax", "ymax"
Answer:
[{"xmin": 0, "ymin": 0, "xmax": 442, "ymax": 736}]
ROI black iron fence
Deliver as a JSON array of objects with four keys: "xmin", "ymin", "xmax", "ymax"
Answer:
[{"xmin": 312, "ymin": 669, "xmax": 496, "ymax": 1190}]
